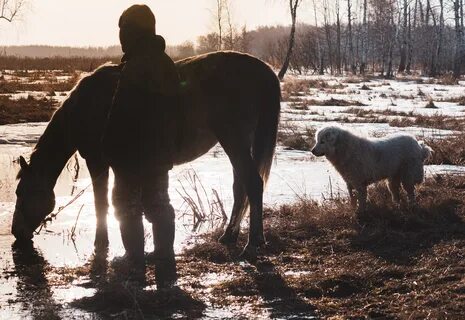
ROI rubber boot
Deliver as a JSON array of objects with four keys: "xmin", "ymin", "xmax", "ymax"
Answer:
[
  {"xmin": 116, "ymin": 216, "xmax": 145, "ymax": 282},
  {"xmin": 152, "ymin": 214, "xmax": 177, "ymax": 289}
]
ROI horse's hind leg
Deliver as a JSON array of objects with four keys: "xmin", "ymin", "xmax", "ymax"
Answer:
[
  {"xmin": 87, "ymin": 158, "xmax": 110, "ymax": 251},
  {"xmin": 218, "ymin": 170, "xmax": 248, "ymax": 245},
  {"xmin": 216, "ymin": 131, "xmax": 264, "ymax": 260}
]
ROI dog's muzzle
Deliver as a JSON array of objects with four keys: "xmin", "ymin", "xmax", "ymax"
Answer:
[{"xmin": 311, "ymin": 148, "xmax": 324, "ymax": 157}]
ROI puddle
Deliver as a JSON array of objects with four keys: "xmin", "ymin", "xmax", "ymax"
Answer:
[{"xmin": 1, "ymin": 77, "xmax": 464, "ymax": 318}]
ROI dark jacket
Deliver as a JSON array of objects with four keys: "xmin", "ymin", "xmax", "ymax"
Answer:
[{"xmin": 102, "ymin": 35, "xmax": 180, "ymax": 171}]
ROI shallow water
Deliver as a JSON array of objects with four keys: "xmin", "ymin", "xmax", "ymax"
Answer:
[
  {"xmin": 0, "ymin": 124, "xmax": 463, "ymax": 318},
  {"xmin": 0, "ymin": 121, "xmax": 341, "ymax": 318},
  {"xmin": 1, "ymin": 73, "xmax": 465, "ymax": 318}
]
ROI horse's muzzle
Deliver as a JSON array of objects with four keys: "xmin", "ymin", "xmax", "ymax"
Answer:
[{"xmin": 11, "ymin": 209, "xmax": 33, "ymax": 241}]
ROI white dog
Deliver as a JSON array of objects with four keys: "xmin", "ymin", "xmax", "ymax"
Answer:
[{"xmin": 311, "ymin": 126, "xmax": 432, "ymax": 211}]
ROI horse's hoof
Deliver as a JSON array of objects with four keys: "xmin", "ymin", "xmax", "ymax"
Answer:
[
  {"xmin": 218, "ymin": 232, "xmax": 238, "ymax": 245},
  {"xmin": 239, "ymin": 245, "xmax": 258, "ymax": 264}
]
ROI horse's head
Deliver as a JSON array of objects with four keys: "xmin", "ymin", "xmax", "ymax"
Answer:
[{"xmin": 12, "ymin": 156, "xmax": 56, "ymax": 242}]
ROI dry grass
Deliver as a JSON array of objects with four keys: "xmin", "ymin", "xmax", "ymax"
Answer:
[
  {"xmin": 0, "ymin": 95, "xmax": 56, "ymax": 124},
  {"xmin": 0, "ymin": 56, "xmax": 120, "ymax": 72},
  {"xmin": 343, "ymin": 76, "xmax": 372, "ymax": 84},
  {"xmin": 289, "ymin": 97, "xmax": 367, "ymax": 110},
  {"xmin": 436, "ymin": 74, "xmax": 459, "ymax": 85},
  {"xmin": 425, "ymin": 98, "xmax": 438, "ymax": 109},
  {"xmin": 425, "ymin": 132, "xmax": 465, "ymax": 165},
  {"xmin": 184, "ymin": 175, "xmax": 465, "ymax": 319},
  {"xmin": 281, "ymin": 78, "xmax": 346, "ymax": 101},
  {"xmin": 345, "ymin": 107, "xmax": 414, "ymax": 118},
  {"xmin": 389, "ymin": 113, "xmax": 465, "ymax": 131},
  {"xmin": 0, "ymin": 72, "xmax": 80, "ymax": 93},
  {"xmin": 307, "ymin": 97, "xmax": 366, "ymax": 107},
  {"xmin": 439, "ymin": 95, "xmax": 465, "ymax": 105},
  {"xmin": 278, "ymin": 124, "xmax": 315, "ymax": 151},
  {"xmin": 10, "ymin": 175, "xmax": 465, "ymax": 319}
]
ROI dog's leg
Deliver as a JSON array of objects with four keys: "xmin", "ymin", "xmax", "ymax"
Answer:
[
  {"xmin": 347, "ymin": 183, "xmax": 357, "ymax": 208},
  {"xmin": 402, "ymin": 182, "xmax": 416, "ymax": 208},
  {"xmin": 388, "ymin": 177, "xmax": 401, "ymax": 205},
  {"xmin": 355, "ymin": 185, "xmax": 367, "ymax": 212}
]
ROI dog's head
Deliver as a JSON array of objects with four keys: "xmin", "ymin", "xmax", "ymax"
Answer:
[{"xmin": 311, "ymin": 126, "xmax": 342, "ymax": 157}]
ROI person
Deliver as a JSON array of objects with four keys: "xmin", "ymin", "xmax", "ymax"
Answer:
[{"xmin": 102, "ymin": 4, "xmax": 180, "ymax": 288}]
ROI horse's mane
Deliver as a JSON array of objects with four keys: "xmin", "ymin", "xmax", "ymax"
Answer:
[{"xmin": 17, "ymin": 63, "xmax": 121, "ymax": 179}]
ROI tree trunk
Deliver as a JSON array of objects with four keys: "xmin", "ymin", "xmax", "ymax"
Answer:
[
  {"xmin": 216, "ymin": 0, "xmax": 223, "ymax": 50},
  {"xmin": 278, "ymin": 0, "xmax": 300, "ymax": 80},
  {"xmin": 313, "ymin": 0, "xmax": 324, "ymax": 75},
  {"xmin": 323, "ymin": 0, "xmax": 334, "ymax": 74},
  {"xmin": 433, "ymin": 0, "xmax": 444, "ymax": 76},
  {"xmin": 453, "ymin": 0, "xmax": 463, "ymax": 78},
  {"xmin": 398, "ymin": 0, "xmax": 408, "ymax": 73},
  {"xmin": 335, "ymin": 0, "xmax": 342, "ymax": 75},
  {"xmin": 347, "ymin": 0, "xmax": 356, "ymax": 74},
  {"xmin": 406, "ymin": 0, "xmax": 417, "ymax": 73},
  {"xmin": 360, "ymin": 0, "xmax": 368, "ymax": 74}
]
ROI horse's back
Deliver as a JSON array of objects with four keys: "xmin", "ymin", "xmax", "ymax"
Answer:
[
  {"xmin": 177, "ymin": 51, "xmax": 278, "ymax": 100},
  {"xmin": 65, "ymin": 52, "xmax": 279, "ymax": 164},
  {"xmin": 173, "ymin": 52, "xmax": 280, "ymax": 164}
]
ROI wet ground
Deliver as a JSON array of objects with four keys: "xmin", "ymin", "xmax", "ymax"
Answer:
[{"xmin": 1, "ymin": 73, "xmax": 465, "ymax": 318}]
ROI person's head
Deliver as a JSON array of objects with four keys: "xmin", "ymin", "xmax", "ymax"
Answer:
[{"xmin": 119, "ymin": 4, "xmax": 156, "ymax": 54}]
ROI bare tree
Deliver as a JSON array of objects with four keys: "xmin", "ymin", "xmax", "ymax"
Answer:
[
  {"xmin": 398, "ymin": 0, "xmax": 408, "ymax": 72},
  {"xmin": 323, "ymin": 0, "xmax": 334, "ymax": 74},
  {"xmin": 405, "ymin": 0, "xmax": 417, "ymax": 73},
  {"xmin": 313, "ymin": 0, "xmax": 324, "ymax": 74},
  {"xmin": 0, "ymin": 0, "xmax": 25, "ymax": 22},
  {"xmin": 453, "ymin": 0, "xmax": 464, "ymax": 78},
  {"xmin": 432, "ymin": 0, "xmax": 445, "ymax": 76},
  {"xmin": 347, "ymin": 0, "xmax": 356, "ymax": 74},
  {"xmin": 335, "ymin": 0, "xmax": 342, "ymax": 74},
  {"xmin": 360, "ymin": 0, "xmax": 368, "ymax": 73},
  {"xmin": 216, "ymin": 0, "xmax": 224, "ymax": 50},
  {"xmin": 278, "ymin": 0, "xmax": 302, "ymax": 80},
  {"xmin": 223, "ymin": 0, "xmax": 236, "ymax": 50}
]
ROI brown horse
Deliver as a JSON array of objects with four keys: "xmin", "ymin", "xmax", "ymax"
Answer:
[{"xmin": 11, "ymin": 51, "xmax": 281, "ymax": 259}]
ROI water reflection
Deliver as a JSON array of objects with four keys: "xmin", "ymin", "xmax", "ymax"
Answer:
[{"xmin": 11, "ymin": 241, "xmax": 61, "ymax": 319}]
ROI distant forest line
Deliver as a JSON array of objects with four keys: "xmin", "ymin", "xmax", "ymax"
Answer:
[{"xmin": 1, "ymin": 18, "xmax": 465, "ymax": 78}]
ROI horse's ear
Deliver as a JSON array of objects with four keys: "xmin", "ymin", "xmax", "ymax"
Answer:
[{"xmin": 19, "ymin": 156, "xmax": 29, "ymax": 171}]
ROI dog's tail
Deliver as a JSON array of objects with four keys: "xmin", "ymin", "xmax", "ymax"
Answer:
[{"xmin": 419, "ymin": 141, "xmax": 433, "ymax": 161}]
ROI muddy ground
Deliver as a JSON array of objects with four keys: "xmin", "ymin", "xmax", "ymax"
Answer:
[
  {"xmin": 5, "ymin": 175, "xmax": 464, "ymax": 319},
  {"xmin": 1, "ymin": 70, "xmax": 465, "ymax": 319}
]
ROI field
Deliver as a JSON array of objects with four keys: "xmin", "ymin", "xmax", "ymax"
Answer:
[{"xmin": 0, "ymin": 65, "xmax": 465, "ymax": 319}]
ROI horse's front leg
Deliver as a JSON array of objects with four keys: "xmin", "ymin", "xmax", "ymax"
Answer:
[{"xmin": 86, "ymin": 158, "xmax": 110, "ymax": 251}]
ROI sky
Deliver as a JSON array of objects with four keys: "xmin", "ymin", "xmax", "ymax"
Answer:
[{"xmin": 0, "ymin": 0, "xmax": 316, "ymax": 47}]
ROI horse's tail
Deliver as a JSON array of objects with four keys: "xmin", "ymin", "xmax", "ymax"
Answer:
[{"xmin": 253, "ymin": 71, "xmax": 281, "ymax": 186}]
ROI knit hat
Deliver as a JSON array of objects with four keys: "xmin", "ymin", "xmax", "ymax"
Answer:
[{"xmin": 119, "ymin": 4, "xmax": 156, "ymax": 34}]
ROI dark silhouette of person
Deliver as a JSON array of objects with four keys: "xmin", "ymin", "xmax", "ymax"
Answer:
[{"xmin": 102, "ymin": 4, "xmax": 179, "ymax": 288}]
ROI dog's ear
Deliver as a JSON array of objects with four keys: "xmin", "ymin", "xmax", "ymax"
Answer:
[
  {"xmin": 331, "ymin": 129, "xmax": 342, "ymax": 147},
  {"xmin": 326, "ymin": 129, "xmax": 336, "ymax": 142}
]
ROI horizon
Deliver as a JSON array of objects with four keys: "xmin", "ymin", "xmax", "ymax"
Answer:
[{"xmin": 0, "ymin": 0, "xmax": 316, "ymax": 47}]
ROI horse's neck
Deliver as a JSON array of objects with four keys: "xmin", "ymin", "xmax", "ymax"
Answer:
[{"xmin": 29, "ymin": 109, "xmax": 77, "ymax": 186}]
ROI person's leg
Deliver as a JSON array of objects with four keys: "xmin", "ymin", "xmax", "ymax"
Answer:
[
  {"xmin": 142, "ymin": 168, "xmax": 177, "ymax": 288},
  {"xmin": 112, "ymin": 166, "xmax": 145, "ymax": 268}
]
